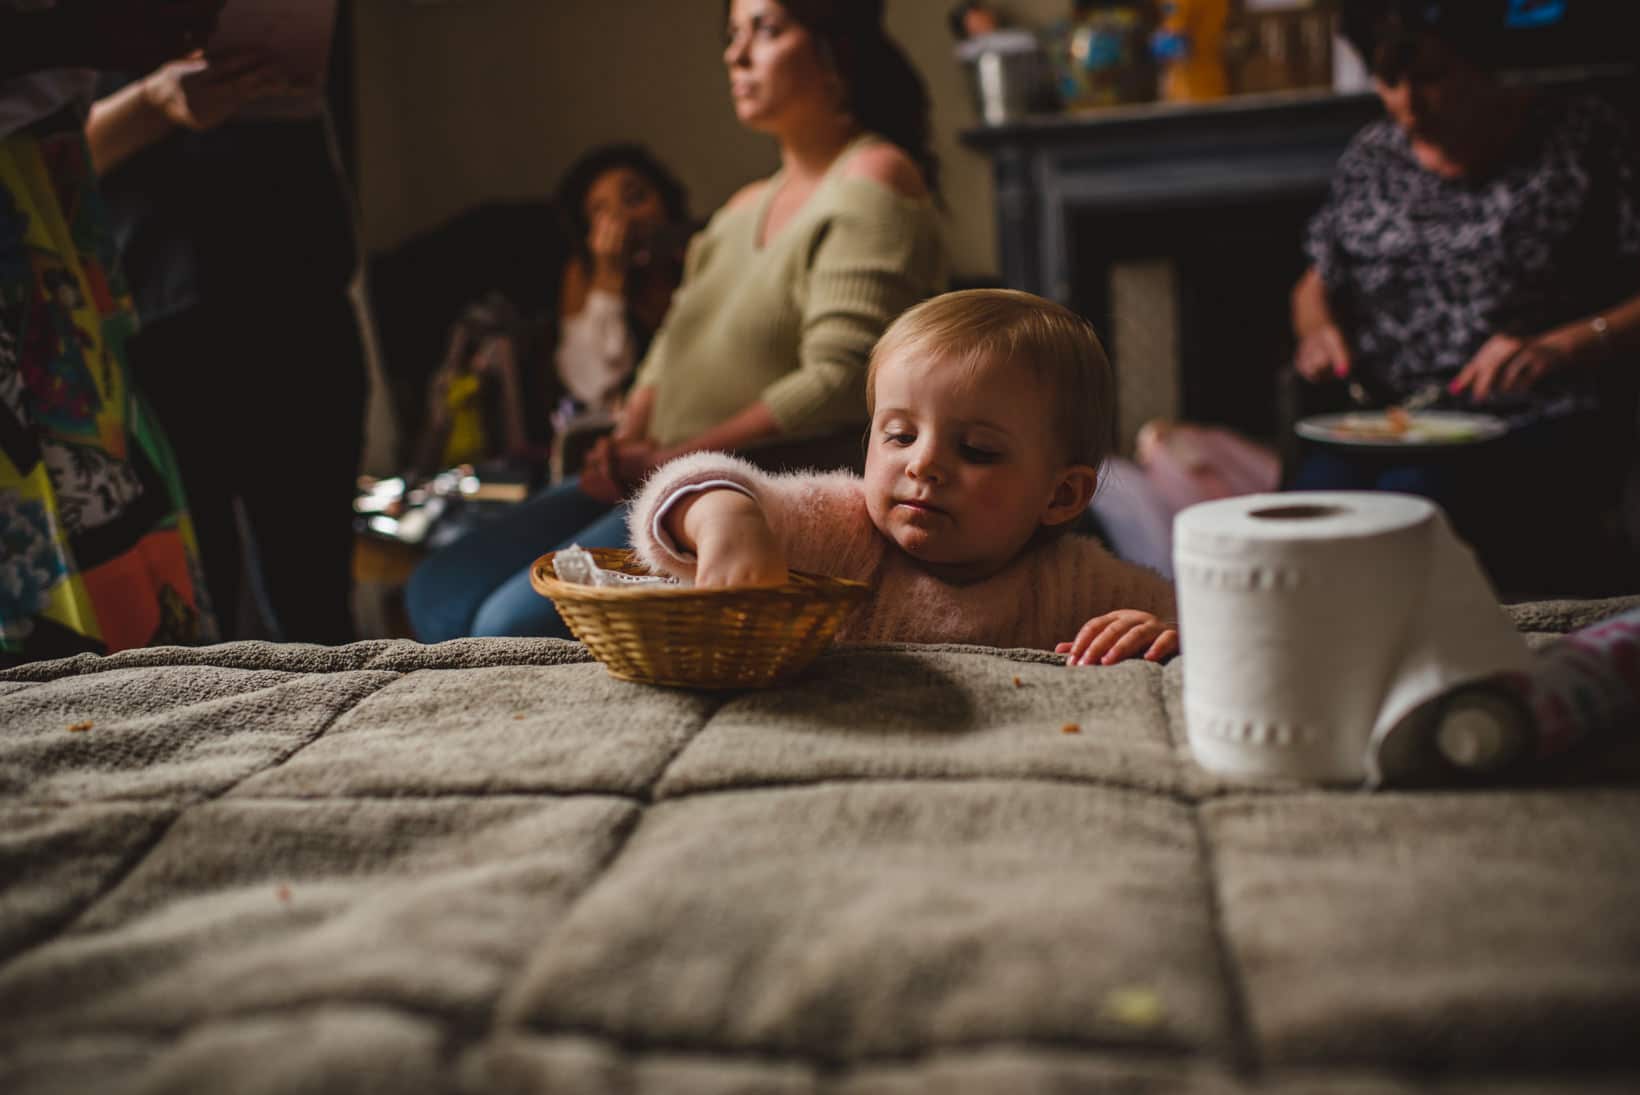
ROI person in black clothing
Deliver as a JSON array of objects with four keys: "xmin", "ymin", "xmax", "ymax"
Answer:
[{"xmin": 88, "ymin": 40, "xmax": 368, "ymax": 643}]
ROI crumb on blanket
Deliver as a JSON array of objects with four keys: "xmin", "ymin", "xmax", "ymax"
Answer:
[{"xmin": 1103, "ymin": 986, "xmax": 1164, "ymax": 1028}]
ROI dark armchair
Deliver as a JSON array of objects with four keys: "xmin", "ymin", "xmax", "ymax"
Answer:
[{"xmin": 364, "ymin": 200, "xmax": 569, "ymax": 469}]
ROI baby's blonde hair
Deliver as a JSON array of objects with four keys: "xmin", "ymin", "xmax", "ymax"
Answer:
[{"xmin": 866, "ymin": 288, "xmax": 1116, "ymax": 469}]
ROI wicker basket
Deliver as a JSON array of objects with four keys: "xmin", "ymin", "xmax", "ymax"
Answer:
[{"xmin": 530, "ymin": 548, "xmax": 868, "ymax": 689}]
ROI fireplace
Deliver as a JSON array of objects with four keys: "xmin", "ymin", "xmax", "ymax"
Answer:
[{"xmin": 961, "ymin": 90, "xmax": 1380, "ymax": 450}]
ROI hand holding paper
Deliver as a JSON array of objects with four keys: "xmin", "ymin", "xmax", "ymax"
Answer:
[
  {"xmin": 142, "ymin": 51, "xmax": 290, "ymax": 132},
  {"xmin": 205, "ymin": 0, "xmax": 337, "ymax": 119}
]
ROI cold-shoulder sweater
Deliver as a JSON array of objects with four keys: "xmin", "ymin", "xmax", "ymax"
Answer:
[
  {"xmin": 628, "ymin": 452, "xmax": 1177, "ymax": 651},
  {"xmin": 632, "ymin": 134, "xmax": 947, "ymax": 447}
]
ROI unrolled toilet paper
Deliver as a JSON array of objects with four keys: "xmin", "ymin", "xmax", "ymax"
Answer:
[{"xmin": 1173, "ymin": 492, "xmax": 1530, "ymax": 786}]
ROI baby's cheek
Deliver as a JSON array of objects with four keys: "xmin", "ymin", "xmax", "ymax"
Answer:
[
  {"xmin": 969, "ymin": 481, "xmax": 1034, "ymax": 528},
  {"xmin": 864, "ymin": 493, "xmax": 893, "ymax": 538}
]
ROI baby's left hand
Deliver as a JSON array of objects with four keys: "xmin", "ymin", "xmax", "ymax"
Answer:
[{"xmin": 1056, "ymin": 611, "xmax": 1178, "ymax": 666}]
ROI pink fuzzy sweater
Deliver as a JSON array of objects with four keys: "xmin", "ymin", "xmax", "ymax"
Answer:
[{"xmin": 627, "ymin": 452, "xmax": 1177, "ymax": 651}]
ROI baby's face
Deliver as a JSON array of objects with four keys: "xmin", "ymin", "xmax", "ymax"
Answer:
[{"xmin": 864, "ymin": 348, "xmax": 1086, "ymax": 584}]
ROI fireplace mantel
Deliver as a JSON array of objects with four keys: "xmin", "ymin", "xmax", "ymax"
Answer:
[
  {"xmin": 961, "ymin": 77, "xmax": 1634, "ymax": 448},
  {"xmin": 959, "ymin": 89, "xmax": 1382, "ymax": 304},
  {"xmin": 959, "ymin": 90, "xmax": 1379, "ymax": 445}
]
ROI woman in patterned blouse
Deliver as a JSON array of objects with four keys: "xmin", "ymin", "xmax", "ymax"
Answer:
[{"xmin": 1290, "ymin": 0, "xmax": 1640, "ymax": 595}]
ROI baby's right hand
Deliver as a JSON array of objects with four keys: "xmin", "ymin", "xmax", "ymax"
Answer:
[
  {"xmin": 694, "ymin": 523, "xmax": 786, "ymax": 588},
  {"xmin": 683, "ymin": 491, "xmax": 787, "ymax": 588}
]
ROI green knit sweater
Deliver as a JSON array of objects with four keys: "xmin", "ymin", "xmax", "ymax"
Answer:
[{"xmin": 633, "ymin": 136, "xmax": 947, "ymax": 447}]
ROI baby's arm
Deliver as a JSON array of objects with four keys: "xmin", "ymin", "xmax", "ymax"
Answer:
[
  {"xmin": 629, "ymin": 451, "xmax": 884, "ymax": 586},
  {"xmin": 627, "ymin": 452, "xmax": 783, "ymax": 586},
  {"xmin": 668, "ymin": 489, "xmax": 786, "ymax": 588}
]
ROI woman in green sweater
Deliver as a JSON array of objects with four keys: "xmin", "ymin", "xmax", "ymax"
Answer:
[{"xmin": 408, "ymin": 0, "xmax": 948, "ymax": 641}]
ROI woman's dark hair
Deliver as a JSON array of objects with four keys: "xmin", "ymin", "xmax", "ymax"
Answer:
[
  {"xmin": 751, "ymin": 0, "xmax": 941, "ymax": 196},
  {"xmin": 552, "ymin": 143, "xmax": 690, "ymax": 261},
  {"xmin": 1339, "ymin": 0, "xmax": 1509, "ymax": 82}
]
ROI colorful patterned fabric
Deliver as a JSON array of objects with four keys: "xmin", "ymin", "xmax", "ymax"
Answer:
[
  {"xmin": 0, "ymin": 109, "xmax": 215, "ymax": 663},
  {"xmin": 1519, "ymin": 607, "xmax": 1640, "ymax": 760}
]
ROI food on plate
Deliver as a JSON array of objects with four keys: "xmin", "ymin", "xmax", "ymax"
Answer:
[{"xmin": 1318, "ymin": 411, "xmax": 1486, "ymax": 444}]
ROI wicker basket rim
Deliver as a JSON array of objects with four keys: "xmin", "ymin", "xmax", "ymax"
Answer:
[{"xmin": 529, "ymin": 549, "xmax": 868, "ymax": 603}]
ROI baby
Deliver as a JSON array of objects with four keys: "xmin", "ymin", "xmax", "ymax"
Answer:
[{"xmin": 627, "ymin": 289, "xmax": 1178, "ymax": 665}]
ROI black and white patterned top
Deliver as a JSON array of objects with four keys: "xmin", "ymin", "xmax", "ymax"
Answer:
[{"xmin": 1305, "ymin": 93, "xmax": 1640, "ymax": 420}]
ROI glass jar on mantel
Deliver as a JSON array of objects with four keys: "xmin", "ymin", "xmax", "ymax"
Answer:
[{"xmin": 1225, "ymin": 0, "xmax": 1336, "ymax": 96}]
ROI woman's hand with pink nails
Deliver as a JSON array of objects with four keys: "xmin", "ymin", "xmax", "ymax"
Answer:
[
  {"xmin": 1449, "ymin": 331, "xmax": 1574, "ymax": 400},
  {"xmin": 1293, "ymin": 323, "xmax": 1352, "ymax": 382}
]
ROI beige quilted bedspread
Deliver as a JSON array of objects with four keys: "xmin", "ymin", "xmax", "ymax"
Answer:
[{"xmin": 2, "ymin": 597, "xmax": 1638, "ymax": 1093}]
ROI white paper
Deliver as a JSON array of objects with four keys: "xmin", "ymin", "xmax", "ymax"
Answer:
[
  {"xmin": 1173, "ymin": 492, "xmax": 1529, "ymax": 785},
  {"xmin": 206, "ymin": 0, "xmax": 338, "ymax": 120}
]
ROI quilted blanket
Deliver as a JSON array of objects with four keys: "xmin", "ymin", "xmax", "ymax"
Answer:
[{"xmin": 3, "ymin": 597, "xmax": 1639, "ymax": 1094}]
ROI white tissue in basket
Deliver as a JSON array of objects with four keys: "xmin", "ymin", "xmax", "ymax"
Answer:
[{"xmin": 552, "ymin": 545, "xmax": 676, "ymax": 588}]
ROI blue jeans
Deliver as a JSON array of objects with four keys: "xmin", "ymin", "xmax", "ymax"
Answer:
[
  {"xmin": 405, "ymin": 477, "xmax": 631, "ymax": 641},
  {"xmin": 1289, "ymin": 449, "xmax": 1469, "ymax": 516}
]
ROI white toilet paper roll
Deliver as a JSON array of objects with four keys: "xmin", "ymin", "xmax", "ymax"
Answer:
[{"xmin": 1173, "ymin": 492, "xmax": 1529, "ymax": 785}]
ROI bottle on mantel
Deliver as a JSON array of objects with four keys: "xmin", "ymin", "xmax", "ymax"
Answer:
[{"xmin": 1151, "ymin": 0, "xmax": 1231, "ymax": 102}]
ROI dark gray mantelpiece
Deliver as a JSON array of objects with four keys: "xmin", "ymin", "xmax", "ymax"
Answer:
[{"xmin": 959, "ymin": 89, "xmax": 1383, "ymax": 301}]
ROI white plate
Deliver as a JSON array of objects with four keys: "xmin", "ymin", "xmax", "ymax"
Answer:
[{"xmin": 1295, "ymin": 411, "xmax": 1509, "ymax": 449}]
